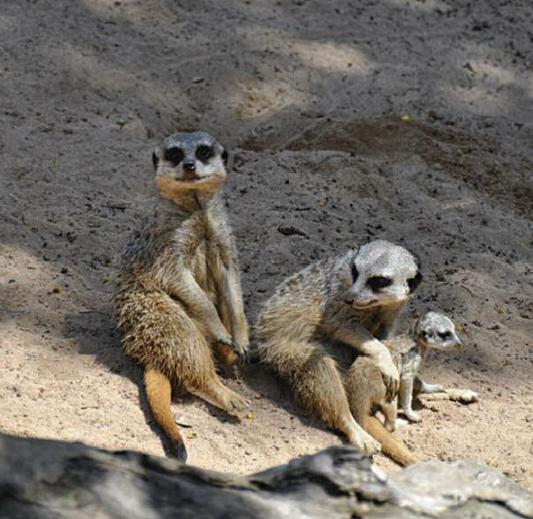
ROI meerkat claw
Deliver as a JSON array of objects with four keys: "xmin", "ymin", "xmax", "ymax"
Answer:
[
  {"xmin": 404, "ymin": 410, "xmax": 421, "ymax": 422},
  {"xmin": 384, "ymin": 375, "xmax": 399, "ymax": 401},
  {"xmin": 237, "ymin": 347, "xmax": 249, "ymax": 365}
]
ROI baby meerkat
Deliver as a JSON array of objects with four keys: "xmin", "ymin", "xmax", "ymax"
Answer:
[
  {"xmin": 255, "ymin": 240, "xmax": 422, "ymax": 455},
  {"xmin": 115, "ymin": 132, "xmax": 249, "ymax": 461},
  {"xmin": 347, "ymin": 311, "xmax": 477, "ymax": 465}
]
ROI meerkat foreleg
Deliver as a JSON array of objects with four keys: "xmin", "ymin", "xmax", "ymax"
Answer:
[
  {"xmin": 168, "ymin": 269, "xmax": 234, "ymax": 347},
  {"xmin": 219, "ymin": 267, "xmax": 249, "ymax": 356},
  {"xmin": 399, "ymin": 376, "xmax": 421, "ymax": 422},
  {"xmin": 330, "ymin": 324, "xmax": 399, "ymax": 399}
]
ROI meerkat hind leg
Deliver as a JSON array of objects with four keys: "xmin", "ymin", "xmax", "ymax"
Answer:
[
  {"xmin": 188, "ymin": 377, "xmax": 247, "ymax": 417},
  {"xmin": 293, "ymin": 352, "xmax": 380, "ymax": 455},
  {"xmin": 418, "ymin": 379, "xmax": 445, "ymax": 394},
  {"xmin": 155, "ymin": 304, "xmax": 247, "ymax": 417},
  {"xmin": 421, "ymin": 388, "xmax": 479, "ymax": 403},
  {"xmin": 415, "ymin": 378, "xmax": 478, "ymax": 403}
]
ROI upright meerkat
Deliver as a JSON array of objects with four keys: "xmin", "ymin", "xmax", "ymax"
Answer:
[
  {"xmin": 255, "ymin": 240, "xmax": 422, "ymax": 455},
  {"xmin": 347, "ymin": 311, "xmax": 477, "ymax": 465},
  {"xmin": 115, "ymin": 132, "xmax": 249, "ymax": 461}
]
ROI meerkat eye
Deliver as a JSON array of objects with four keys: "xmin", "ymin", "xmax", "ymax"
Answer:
[
  {"xmin": 367, "ymin": 276, "xmax": 392, "ymax": 291},
  {"xmin": 407, "ymin": 272, "xmax": 423, "ymax": 293},
  {"xmin": 351, "ymin": 263, "xmax": 359, "ymax": 283},
  {"xmin": 196, "ymin": 145, "xmax": 213, "ymax": 162},
  {"xmin": 164, "ymin": 147, "xmax": 184, "ymax": 166},
  {"xmin": 438, "ymin": 331, "xmax": 452, "ymax": 340}
]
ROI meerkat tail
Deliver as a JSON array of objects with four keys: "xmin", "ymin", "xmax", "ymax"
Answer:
[
  {"xmin": 144, "ymin": 368, "xmax": 187, "ymax": 462},
  {"xmin": 363, "ymin": 416, "xmax": 418, "ymax": 466}
]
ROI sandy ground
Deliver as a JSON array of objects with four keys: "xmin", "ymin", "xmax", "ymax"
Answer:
[{"xmin": 1, "ymin": 0, "xmax": 532, "ymax": 489}]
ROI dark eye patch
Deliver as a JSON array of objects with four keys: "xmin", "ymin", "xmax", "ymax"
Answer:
[
  {"xmin": 196, "ymin": 145, "xmax": 213, "ymax": 162},
  {"xmin": 407, "ymin": 271, "xmax": 423, "ymax": 292},
  {"xmin": 367, "ymin": 276, "xmax": 392, "ymax": 291},
  {"xmin": 164, "ymin": 147, "xmax": 184, "ymax": 166},
  {"xmin": 438, "ymin": 331, "xmax": 452, "ymax": 340},
  {"xmin": 351, "ymin": 263, "xmax": 359, "ymax": 283}
]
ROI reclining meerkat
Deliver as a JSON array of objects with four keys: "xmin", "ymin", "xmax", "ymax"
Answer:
[
  {"xmin": 115, "ymin": 131, "xmax": 249, "ymax": 461},
  {"xmin": 347, "ymin": 311, "xmax": 478, "ymax": 465},
  {"xmin": 255, "ymin": 240, "xmax": 423, "ymax": 455}
]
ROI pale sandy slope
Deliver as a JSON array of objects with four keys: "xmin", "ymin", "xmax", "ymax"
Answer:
[{"xmin": 0, "ymin": 0, "xmax": 532, "ymax": 489}]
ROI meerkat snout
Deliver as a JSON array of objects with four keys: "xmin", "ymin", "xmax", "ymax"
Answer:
[{"xmin": 183, "ymin": 158, "xmax": 196, "ymax": 172}]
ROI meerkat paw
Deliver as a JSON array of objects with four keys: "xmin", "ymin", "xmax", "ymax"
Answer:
[
  {"xmin": 394, "ymin": 417, "xmax": 409, "ymax": 428},
  {"xmin": 217, "ymin": 337, "xmax": 249, "ymax": 365},
  {"xmin": 374, "ymin": 352, "xmax": 400, "ymax": 399},
  {"xmin": 222, "ymin": 388, "xmax": 249, "ymax": 417},
  {"xmin": 404, "ymin": 410, "xmax": 421, "ymax": 422},
  {"xmin": 447, "ymin": 388, "xmax": 479, "ymax": 403},
  {"xmin": 234, "ymin": 330, "xmax": 250, "ymax": 355},
  {"xmin": 349, "ymin": 430, "xmax": 381, "ymax": 456},
  {"xmin": 384, "ymin": 419, "xmax": 396, "ymax": 432},
  {"xmin": 189, "ymin": 384, "xmax": 248, "ymax": 417}
]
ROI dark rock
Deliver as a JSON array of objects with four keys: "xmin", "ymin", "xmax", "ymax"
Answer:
[{"xmin": 0, "ymin": 433, "xmax": 531, "ymax": 519}]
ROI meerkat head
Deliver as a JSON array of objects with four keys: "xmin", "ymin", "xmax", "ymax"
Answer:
[
  {"xmin": 152, "ymin": 131, "xmax": 228, "ymax": 199},
  {"xmin": 343, "ymin": 240, "xmax": 422, "ymax": 309},
  {"xmin": 415, "ymin": 311, "xmax": 461, "ymax": 350}
]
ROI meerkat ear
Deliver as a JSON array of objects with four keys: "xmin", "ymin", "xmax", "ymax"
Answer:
[
  {"xmin": 408, "ymin": 271, "xmax": 423, "ymax": 293},
  {"xmin": 350, "ymin": 262, "xmax": 359, "ymax": 283},
  {"xmin": 152, "ymin": 150, "xmax": 159, "ymax": 170},
  {"xmin": 408, "ymin": 252, "xmax": 423, "ymax": 293},
  {"xmin": 221, "ymin": 147, "xmax": 228, "ymax": 166}
]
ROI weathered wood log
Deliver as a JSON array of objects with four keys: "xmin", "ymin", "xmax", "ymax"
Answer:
[{"xmin": 0, "ymin": 433, "xmax": 531, "ymax": 518}]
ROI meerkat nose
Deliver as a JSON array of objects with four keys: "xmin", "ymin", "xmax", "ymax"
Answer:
[{"xmin": 183, "ymin": 160, "xmax": 196, "ymax": 172}]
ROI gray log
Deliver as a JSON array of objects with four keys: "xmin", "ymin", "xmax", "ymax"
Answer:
[{"xmin": 0, "ymin": 433, "xmax": 531, "ymax": 518}]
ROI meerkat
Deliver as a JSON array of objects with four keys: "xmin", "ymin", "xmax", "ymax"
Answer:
[
  {"xmin": 115, "ymin": 132, "xmax": 249, "ymax": 461},
  {"xmin": 346, "ymin": 311, "xmax": 477, "ymax": 465},
  {"xmin": 255, "ymin": 240, "xmax": 423, "ymax": 455}
]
